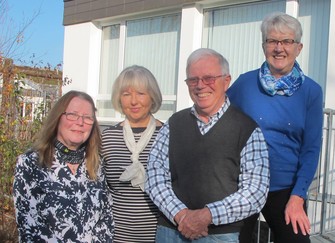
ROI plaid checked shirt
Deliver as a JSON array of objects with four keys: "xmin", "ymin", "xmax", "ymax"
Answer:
[{"xmin": 145, "ymin": 98, "xmax": 270, "ymax": 226}]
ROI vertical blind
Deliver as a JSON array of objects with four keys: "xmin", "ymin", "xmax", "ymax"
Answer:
[
  {"xmin": 202, "ymin": 0, "xmax": 285, "ymax": 82},
  {"xmin": 202, "ymin": 0, "xmax": 330, "ymax": 95},
  {"xmin": 97, "ymin": 25, "xmax": 120, "ymax": 118},
  {"xmin": 298, "ymin": 0, "xmax": 330, "ymax": 93},
  {"xmin": 125, "ymin": 14, "xmax": 181, "ymax": 97},
  {"xmin": 99, "ymin": 25, "xmax": 120, "ymax": 95},
  {"xmin": 97, "ymin": 0, "xmax": 330, "ymax": 121},
  {"xmin": 98, "ymin": 14, "xmax": 181, "ymax": 120}
]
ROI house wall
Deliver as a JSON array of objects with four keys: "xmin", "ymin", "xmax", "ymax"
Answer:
[
  {"xmin": 62, "ymin": 0, "xmax": 335, "ymax": 125},
  {"xmin": 63, "ymin": 0, "xmax": 205, "ymax": 25},
  {"xmin": 63, "ymin": 0, "xmax": 258, "ymax": 26},
  {"xmin": 62, "ymin": 22, "xmax": 101, "ymax": 99}
]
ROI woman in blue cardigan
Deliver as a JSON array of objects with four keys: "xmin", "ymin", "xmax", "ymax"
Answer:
[{"xmin": 227, "ymin": 12, "xmax": 323, "ymax": 243}]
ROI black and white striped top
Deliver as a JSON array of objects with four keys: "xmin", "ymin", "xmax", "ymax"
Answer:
[{"xmin": 101, "ymin": 123, "xmax": 161, "ymax": 243}]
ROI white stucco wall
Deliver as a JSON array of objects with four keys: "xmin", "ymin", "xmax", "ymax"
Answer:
[
  {"xmin": 175, "ymin": 4, "xmax": 205, "ymax": 111},
  {"xmin": 62, "ymin": 0, "xmax": 335, "ymax": 113},
  {"xmin": 62, "ymin": 22, "xmax": 102, "ymax": 101}
]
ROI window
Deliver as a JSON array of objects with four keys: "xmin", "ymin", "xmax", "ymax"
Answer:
[
  {"xmin": 298, "ymin": 0, "xmax": 330, "ymax": 93},
  {"xmin": 97, "ymin": 24, "xmax": 120, "ymax": 120},
  {"xmin": 97, "ymin": 14, "xmax": 182, "ymax": 123},
  {"xmin": 202, "ymin": 1, "xmax": 286, "ymax": 81},
  {"xmin": 202, "ymin": 0, "xmax": 329, "ymax": 94}
]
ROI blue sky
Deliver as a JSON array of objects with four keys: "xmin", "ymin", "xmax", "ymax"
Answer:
[{"xmin": 7, "ymin": 0, "xmax": 64, "ymax": 68}]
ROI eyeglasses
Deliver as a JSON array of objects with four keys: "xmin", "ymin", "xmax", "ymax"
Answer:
[
  {"xmin": 265, "ymin": 39, "xmax": 298, "ymax": 47},
  {"xmin": 185, "ymin": 75, "xmax": 225, "ymax": 87},
  {"xmin": 62, "ymin": 112, "xmax": 94, "ymax": 125}
]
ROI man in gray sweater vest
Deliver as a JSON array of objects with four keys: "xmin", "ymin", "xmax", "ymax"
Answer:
[{"xmin": 145, "ymin": 48, "xmax": 270, "ymax": 242}]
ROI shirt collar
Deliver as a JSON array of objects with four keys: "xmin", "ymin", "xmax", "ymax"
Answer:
[{"xmin": 190, "ymin": 96, "xmax": 230, "ymax": 122}]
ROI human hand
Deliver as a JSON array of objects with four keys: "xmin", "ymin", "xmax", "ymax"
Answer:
[
  {"xmin": 177, "ymin": 208, "xmax": 212, "ymax": 240},
  {"xmin": 285, "ymin": 195, "xmax": 311, "ymax": 235},
  {"xmin": 174, "ymin": 208, "xmax": 188, "ymax": 225}
]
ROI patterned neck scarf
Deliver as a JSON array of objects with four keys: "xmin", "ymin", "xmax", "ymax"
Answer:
[
  {"xmin": 54, "ymin": 140, "xmax": 86, "ymax": 164},
  {"xmin": 259, "ymin": 61, "xmax": 305, "ymax": 96}
]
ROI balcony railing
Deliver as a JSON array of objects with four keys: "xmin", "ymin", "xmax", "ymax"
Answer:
[{"xmin": 309, "ymin": 109, "xmax": 335, "ymax": 235}]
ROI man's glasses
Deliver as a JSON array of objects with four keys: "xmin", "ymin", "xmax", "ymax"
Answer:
[
  {"xmin": 185, "ymin": 75, "xmax": 225, "ymax": 87},
  {"xmin": 62, "ymin": 112, "xmax": 94, "ymax": 125},
  {"xmin": 264, "ymin": 39, "xmax": 298, "ymax": 47}
]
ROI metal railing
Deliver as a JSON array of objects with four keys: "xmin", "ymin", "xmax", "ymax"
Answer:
[
  {"xmin": 255, "ymin": 109, "xmax": 335, "ymax": 242},
  {"xmin": 308, "ymin": 109, "xmax": 335, "ymax": 236}
]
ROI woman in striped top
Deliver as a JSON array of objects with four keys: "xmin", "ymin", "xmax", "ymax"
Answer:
[{"xmin": 102, "ymin": 65, "xmax": 163, "ymax": 242}]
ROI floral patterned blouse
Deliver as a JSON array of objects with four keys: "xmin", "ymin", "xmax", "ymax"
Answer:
[{"xmin": 13, "ymin": 150, "xmax": 114, "ymax": 242}]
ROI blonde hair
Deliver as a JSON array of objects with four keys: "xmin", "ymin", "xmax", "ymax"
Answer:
[
  {"xmin": 111, "ymin": 65, "xmax": 162, "ymax": 114},
  {"xmin": 32, "ymin": 90, "xmax": 101, "ymax": 180}
]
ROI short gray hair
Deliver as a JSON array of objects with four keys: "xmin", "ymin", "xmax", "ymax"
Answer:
[
  {"xmin": 186, "ymin": 48, "xmax": 229, "ymax": 77},
  {"xmin": 261, "ymin": 12, "xmax": 303, "ymax": 43},
  {"xmin": 111, "ymin": 65, "xmax": 162, "ymax": 114}
]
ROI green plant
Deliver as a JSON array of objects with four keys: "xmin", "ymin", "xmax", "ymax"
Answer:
[
  {"xmin": 0, "ymin": 62, "xmax": 59, "ymax": 242},
  {"xmin": 0, "ymin": 104, "xmax": 45, "ymax": 211}
]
